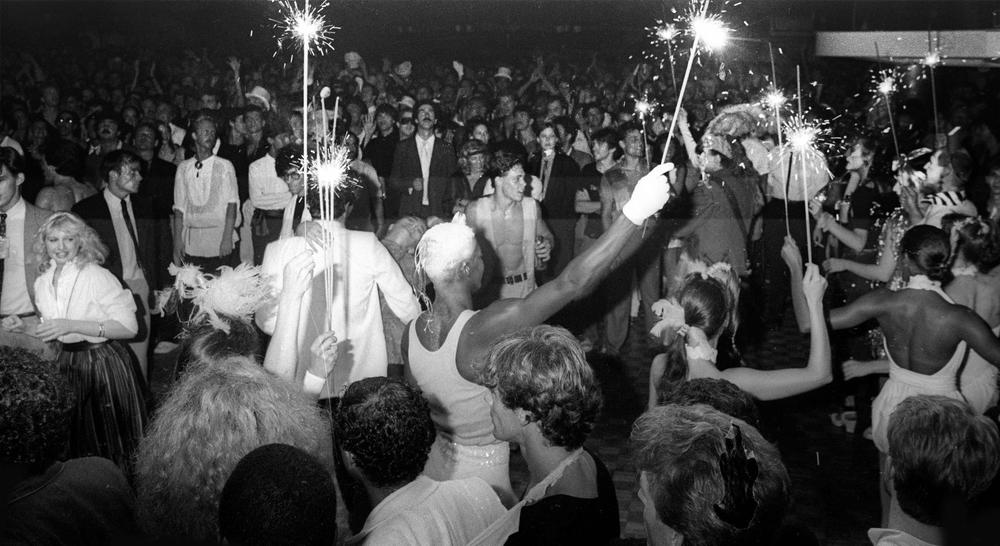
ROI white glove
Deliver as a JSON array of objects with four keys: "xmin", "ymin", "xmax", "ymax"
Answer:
[{"xmin": 622, "ymin": 162, "xmax": 675, "ymax": 225}]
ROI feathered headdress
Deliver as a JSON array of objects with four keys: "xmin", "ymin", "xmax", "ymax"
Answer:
[
  {"xmin": 705, "ymin": 104, "xmax": 766, "ymax": 138},
  {"xmin": 168, "ymin": 262, "xmax": 272, "ymax": 334}
]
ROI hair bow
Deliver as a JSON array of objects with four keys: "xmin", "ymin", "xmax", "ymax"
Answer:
[{"xmin": 650, "ymin": 298, "xmax": 689, "ymax": 342}]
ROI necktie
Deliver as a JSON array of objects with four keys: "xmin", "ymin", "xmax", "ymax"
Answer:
[
  {"xmin": 0, "ymin": 212, "xmax": 7, "ymax": 304},
  {"xmin": 121, "ymin": 198, "xmax": 140, "ymax": 259}
]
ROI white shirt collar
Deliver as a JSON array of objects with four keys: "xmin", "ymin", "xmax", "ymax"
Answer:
[{"xmin": 2, "ymin": 195, "xmax": 26, "ymax": 219}]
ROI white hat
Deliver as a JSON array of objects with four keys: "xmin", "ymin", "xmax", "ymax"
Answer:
[
  {"xmin": 245, "ymin": 86, "xmax": 272, "ymax": 111},
  {"xmin": 494, "ymin": 66, "xmax": 512, "ymax": 80}
]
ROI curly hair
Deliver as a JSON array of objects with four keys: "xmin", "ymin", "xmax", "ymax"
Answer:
[
  {"xmin": 943, "ymin": 214, "xmax": 1000, "ymax": 272},
  {"xmin": 33, "ymin": 212, "xmax": 107, "ymax": 273},
  {"xmin": 888, "ymin": 395, "xmax": 1000, "ymax": 526},
  {"xmin": 134, "ymin": 356, "xmax": 330, "ymax": 543},
  {"xmin": 631, "ymin": 404, "xmax": 789, "ymax": 546},
  {"xmin": 0, "ymin": 346, "xmax": 73, "ymax": 470},
  {"xmin": 481, "ymin": 325, "xmax": 602, "ymax": 449},
  {"xmin": 173, "ymin": 315, "xmax": 262, "ymax": 378},
  {"xmin": 333, "ymin": 377, "xmax": 436, "ymax": 489}
]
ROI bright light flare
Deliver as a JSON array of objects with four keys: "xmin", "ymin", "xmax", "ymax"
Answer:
[
  {"xmin": 924, "ymin": 51, "xmax": 941, "ymax": 67},
  {"xmin": 877, "ymin": 76, "xmax": 895, "ymax": 96},
  {"xmin": 785, "ymin": 116, "xmax": 821, "ymax": 153},
  {"xmin": 691, "ymin": 14, "xmax": 730, "ymax": 50},
  {"xmin": 764, "ymin": 89, "xmax": 787, "ymax": 109},
  {"xmin": 311, "ymin": 145, "xmax": 352, "ymax": 190},
  {"xmin": 656, "ymin": 24, "xmax": 678, "ymax": 42},
  {"xmin": 635, "ymin": 98, "xmax": 653, "ymax": 115},
  {"xmin": 274, "ymin": 0, "xmax": 337, "ymax": 55}
]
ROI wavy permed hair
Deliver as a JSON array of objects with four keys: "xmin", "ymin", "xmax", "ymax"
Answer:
[
  {"xmin": 33, "ymin": 212, "xmax": 107, "ymax": 273},
  {"xmin": 481, "ymin": 325, "xmax": 602, "ymax": 449},
  {"xmin": 134, "ymin": 356, "xmax": 330, "ymax": 543},
  {"xmin": 631, "ymin": 404, "xmax": 789, "ymax": 546}
]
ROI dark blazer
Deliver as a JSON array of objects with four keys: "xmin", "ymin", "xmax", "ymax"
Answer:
[
  {"xmin": 387, "ymin": 136, "xmax": 458, "ymax": 220},
  {"xmin": 527, "ymin": 152, "xmax": 582, "ymax": 220},
  {"xmin": 72, "ymin": 192, "xmax": 169, "ymax": 295},
  {"xmin": 22, "ymin": 201, "xmax": 53, "ymax": 308}
]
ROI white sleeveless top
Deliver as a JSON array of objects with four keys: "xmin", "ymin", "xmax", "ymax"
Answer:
[{"xmin": 408, "ymin": 310, "xmax": 497, "ymax": 446}]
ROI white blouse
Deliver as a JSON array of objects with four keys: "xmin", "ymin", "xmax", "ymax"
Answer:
[{"xmin": 34, "ymin": 261, "xmax": 138, "ymax": 343}]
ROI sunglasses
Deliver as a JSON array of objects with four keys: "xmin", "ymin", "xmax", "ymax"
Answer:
[{"xmin": 57, "ymin": 117, "xmax": 78, "ymax": 124}]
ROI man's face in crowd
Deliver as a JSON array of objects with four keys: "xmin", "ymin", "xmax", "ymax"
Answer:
[
  {"xmin": 416, "ymin": 104, "xmax": 436, "ymax": 132},
  {"xmin": 134, "ymin": 125, "xmax": 158, "ymax": 152},
  {"xmin": 282, "ymin": 169, "xmax": 304, "ymax": 195},
  {"xmin": 538, "ymin": 127, "xmax": 558, "ymax": 153},
  {"xmin": 194, "ymin": 119, "xmax": 217, "ymax": 149},
  {"xmin": 141, "ymin": 98, "xmax": 157, "ymax": 120},
  {"xmin": 56, "ymin": 112, "xmax": 79, "ymax": 140},
  {"xmin": 621, "ymin": 130, "xmax": 644, "ymax": 159},
  {"xmin": 467, "ymin": 99, "xmax": 488, "ymax": 120},
  {"xmin": 498, "ymin": 164, "xmax": 527, "ymax": 202},
  {"xmin": 415, "ymin": 87, "xmax": 432, "ymax": 102},
  {"xmin": 587, "ymin": 107, "xmax": 603, "ymax": 130},
  {"xmin": 0, "ymin": 165, "xmax": 24, "ymax": 212},
  {"xmin": 109, "ymin": 161, "xmax": 142, "ymax": 196},
  {"xmin": 375, "ymin": 112, "xmax": 395, "ymax": 134},
  {"xmin": 497, "ymin": 95, "xmax": 515, "ymax": 117},
  {"xmin": 269, "ymin": 131, "xmax": 292, "ymax": 152},
  {"xmin": 98, "ymin": 118, "xmax": 119, "ymax": 142},
  {"xmin": 155, "ymin": 103, "xmax": 173, "ymax": 125},
  {"xmin": 200, "ymin": 93, "xmax": 221, "ymax": 110},
  {"xmin": 514, "ymin": 110, "xmax": 531, "ymax": 131},
  {"xmin": 546, "ymin": 99, "xmax": 565, "ymax": 120},
  {"xmin": 245, "ymin": 110, "xmax": 265, "ymax": 135},
  {"xmin": 343, "ymin": 133, "xmax": 360, "ymax": 160},
  {"xmin": 592, "ymin": 140, "xmax": 613, "ymax": 163},
  {"xmin": 230, "ymin": 114, "xmax": 247, "ymax": 138},
  {"xmin": 399, "ymin": 118, "xmax": 416, "ymax": 139}
]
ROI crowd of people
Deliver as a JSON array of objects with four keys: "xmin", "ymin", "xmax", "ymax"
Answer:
[{"xmin": 4, "ymin": 28, "xmax": 1000, "ymax": 546}]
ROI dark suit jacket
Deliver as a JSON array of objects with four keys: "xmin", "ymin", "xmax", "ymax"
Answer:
[
  {"xmin": 387, "ymin": 136, "xmax": 458, "ymax": 220},
  {"xmin": 22, "ymin": 201, "xmax": 52, "ymax": 308},
  {"xmin": 528, "ymin": 152, "xmax": 582, "ymax": 220},
  {"xmin": 72, "ymin": 192, "xmax": 169, "ymax": 296}
]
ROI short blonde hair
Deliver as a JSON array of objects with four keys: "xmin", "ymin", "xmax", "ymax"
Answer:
[
  {"xmin": 33, "ymin": 212, "xmax": 107, "ymax": 273},
  {"xmin": 414, "ymin": 222, "xmax": 477, "ymax": 283}
]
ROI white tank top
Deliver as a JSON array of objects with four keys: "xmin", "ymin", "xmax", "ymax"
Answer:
[{"xmin": 408, "ymin": 310, "xmax": 497, "ymax": 446}]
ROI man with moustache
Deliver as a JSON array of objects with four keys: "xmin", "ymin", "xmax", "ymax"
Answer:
[{"xmin": 387, "ymin": 100, "xmax": 458, "ymax": 222}]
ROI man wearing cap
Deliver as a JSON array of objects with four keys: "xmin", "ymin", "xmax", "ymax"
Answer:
[
  {"xmin": 493, "ymin": 66, "xmax": 513, "ymax": 95},
  {"xmin": 387, "ymin": 100, "xmax": 458, "ymax": 222}
]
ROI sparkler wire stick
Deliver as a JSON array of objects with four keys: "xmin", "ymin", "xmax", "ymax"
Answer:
[
  {"xmin": 666, "ymin": 39, "xmax": 678, "ymax": 94},
  {"xmin": 926, "ymin": 31, "xmax": 940, "ymax": 144},
  {"xmin": 794, "ymin": 67, "xmax": 812, "ymax": 264},
  {"xmin": 659, "ymin": 36, "xmax": 700, "ymax": 164}
]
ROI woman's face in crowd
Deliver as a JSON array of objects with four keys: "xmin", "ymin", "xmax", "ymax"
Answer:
[
  {"xmin": 465, "ymin": 151, "xmax": 487, "ymax": 174},
  {"xmin": 399, "ymin": 119, "xmax": 416, "ymax": 139},
  {"xmin": 45, "ymin": 228, "xmax": 81, "ymax": 265},
  {"xmin": 538, "ymin": 127, "xmax": 558, "ymax": 152}
]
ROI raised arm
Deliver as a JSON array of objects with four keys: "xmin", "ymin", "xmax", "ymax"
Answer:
[
  {"xmin": 720, "ymin": 264, "xmax": 832, "ymax": 400},
  {"xmin": 475, "ymin": 163, "xmax": 676, "ymax": 338},
  {"xmin": 262, "ymin": 251, "xmax": 315, "ymax": 383}
]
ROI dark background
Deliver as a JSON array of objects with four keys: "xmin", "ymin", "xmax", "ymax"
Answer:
[{"xmin": 2, "ymin": 1, "xmax": 998, "ymax": 63}]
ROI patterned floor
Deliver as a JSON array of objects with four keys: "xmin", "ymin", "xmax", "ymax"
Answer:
[{"xmin": 150, "ymin": 313, "xmax": 880, "ymax": 545}]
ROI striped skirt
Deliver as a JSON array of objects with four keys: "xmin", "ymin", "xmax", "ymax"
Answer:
[{"xmin": 58, "ymin": 341, "xmax": 148, "ymax": 473}]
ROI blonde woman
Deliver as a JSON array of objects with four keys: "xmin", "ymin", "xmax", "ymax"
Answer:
[{"xmin": 30, "ymin": 212, "xmax": 146, "ymax": 470}]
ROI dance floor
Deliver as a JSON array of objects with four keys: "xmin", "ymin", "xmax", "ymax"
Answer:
[{"xmin": 150, "ymin": 313, "xmax": 879, "ymax": 545}]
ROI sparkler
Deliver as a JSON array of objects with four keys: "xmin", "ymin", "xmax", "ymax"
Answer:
[
  {"xmin": 656, "ymin": 23, "xmax": 679, "ymax": 92},
  {"xmin": 764, "ymin": 88, "xmax": 790, "ymax": 236},
  {"xmin": 660, "ymin": 0, "xmax": 731, "ymax": 164},
  {"xmin": 925, "ymin": 30, "xmax": 941, "ymax": 147},
  {"xmin": 308, "ymin": 144, "xmax": 353, "ymax": 330},
  {"xmin": 874, "ymin": 69, "xmax": 901, "ymax": 157},
  {"xmin": 785, "ymin": 115, "xmax": 827, "ymax": 264},
  {"xmin": 635, "ymin": 97, "xmax": 654, "ymax": 167},
  {"xmin": 273, "ymin": 0, "xmax": 338, "ymax": 222}
]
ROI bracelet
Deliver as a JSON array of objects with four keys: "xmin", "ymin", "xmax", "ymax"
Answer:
[{"xmin": 97, "ymin": 321, "xmax": 105, "ymax": 338}]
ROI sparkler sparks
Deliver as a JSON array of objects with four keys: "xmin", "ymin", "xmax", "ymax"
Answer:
[
  {"xmin": 656, "ymin": 24, "xmax": 679, "ymax": 42},
  {"xmin": 923, "ymin": 51, "xmax": 941, "ymax": 67},
  {"xmin": 635, "ymin": 98, "xmax": 653, "ymax": 115},
  {"xmin": 273, "ymin": 0, "xmax": 337, "ymax": 55},
  {"xmin": 690, "ymin": 14, "xmax": 730, "ymax": 51},
  {"xmin": 764, "ymin": 89, "xmax": 787, "ymax": 109}
]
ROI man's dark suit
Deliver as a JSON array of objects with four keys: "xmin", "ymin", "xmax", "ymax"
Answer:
[
  {"xmin": 387, "ymin": 136, "xmax": 458, "ymax": 221},
  {"xmin": 72, "ymin": 192, "xmax": 169, "ymax": 298}
]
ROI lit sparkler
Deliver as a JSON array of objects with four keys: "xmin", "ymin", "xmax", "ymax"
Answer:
[
  {"xmin": 273, "ymin": 0, "xmax": 337, "ymax": 55},
  {"xmin": 659, "ymin": 0, "xmax": 731, "ymax": 164},
  {"xmin": 783, "ymin": 115, "xmax": 831, "ymax": 264},
  {"xmin": 925, "ymin": 30, "xmax": 942, "ymax": 146},
  {"xmin": 872, "ymin": 68, "xmax": 902, "ymax": 157},
  {"xmin": 656, "ymin": 23, "xmax": 678, "ymax": 42}
]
